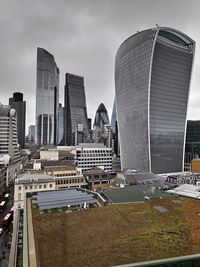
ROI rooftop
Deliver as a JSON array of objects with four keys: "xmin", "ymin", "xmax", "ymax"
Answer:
[
  {"xmin": 16, "ymin": 173, "xmax": 54, "ymax": 184},
  {"xmin": 167, "ymin": 184, "xmax": 200, "ymax": 199},
  {"xmin": 44, "ymin": 165, "xmax": 76, "ymax": 172},
  {"xmin": 31, "ymin": 196, "xmax": 200, "ymax": 267},
  {"xmin": 104, "ymin": 185, "xmax": 170, "ymax": 203}
]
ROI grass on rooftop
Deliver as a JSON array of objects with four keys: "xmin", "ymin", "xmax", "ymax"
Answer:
[{"xmin": 32, "ymin": 197, "xmax": 200, "ymax": 267}]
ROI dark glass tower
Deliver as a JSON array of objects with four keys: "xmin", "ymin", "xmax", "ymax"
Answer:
[
  {"xmin": 185, "ymin": 120, "xmax": 200, "ymax": 162},
  {"xmin": 115, "ymin": 27, "xmax": 195, "ymax": 173},
  {"xmin": 35, "ymin": 48, "xmax": 59, "ymax": 147},
  {"xmin": 93, "ymin": 103, "xmax": 109, "ymax": 128},
  {"xmin": 111, "ymin": 99, "xmax": 119, "ymax": 156},
  {"xmin": 58, "ymin": 103, "xmax": 64, "ymax": 145},
  {"xmin": 64, "ymin": 73, "xmax": 88, "ymax": 145},
  {"xmin": 9, "ymin": 92, "xmax": 26, "ymax": 149},
  {"xmin": 111, "ymin": 99, "xmax": 117, "ymax": 134}
]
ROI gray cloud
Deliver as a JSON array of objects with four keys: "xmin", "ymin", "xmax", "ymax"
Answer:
[{"xmin": 0, "ymin": 0, "xmax": 200, "ymax": 132}]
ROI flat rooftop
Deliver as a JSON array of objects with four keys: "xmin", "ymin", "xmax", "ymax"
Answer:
[
  {"xmin": 167, "ymin": 184, "xmax": 200, "ymax": 199},
  {"xmin": 104, "ymin": 185, "xmax": 170, "ymax": 203},
  {"xmin": 31, "ymin": 196, "xmax": 200, "ymax": 267},
  {"xmin": 16, "ymin": 173, "xmax": 54, "ymax": 184}
]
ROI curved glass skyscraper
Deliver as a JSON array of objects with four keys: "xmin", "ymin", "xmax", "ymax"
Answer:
[
  {"xmin": 94, "ymin": 103, "xmax": 109, "ymax": 128},
  {"xmin": 115, "ymin": 27, "xmax": 195, "ymax": 173},
  {"xmin": 36, "ymin": 48, "xmax": 59, "ymax": 147}
]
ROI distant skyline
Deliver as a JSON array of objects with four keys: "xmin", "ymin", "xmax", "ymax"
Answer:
[{"xmin": 0, "ymin": 0, "xmax": 200, "ymax": 133}]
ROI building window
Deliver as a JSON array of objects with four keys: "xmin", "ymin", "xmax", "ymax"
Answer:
[
  {"xmin": 44, "ymin": 184, "xmax": 46, "ymax": 188},
  {"xmin": 25, "ymin": 186, "xmax": 28, "ymax": 190},
  {"xmin": 18, "ymin": 186, "xmax": 21, "ymax": 190},
  {"xmin": 18, "ymin": 193, "xmax": 21, "ymax": 201},
  {"xmin": 39, "ymin": 185, "xmax": 42, "ymax": 189},
  {"xmin": 30, "ymin": 185, "xmax": 32, "ymax": 190},
  {"xmin": 34, "ymin": 185, "xmax": 37, "ymax": 189},
  {"xmin": 49, "ymin": 184, "xmax": 52, "ymax": 188}
]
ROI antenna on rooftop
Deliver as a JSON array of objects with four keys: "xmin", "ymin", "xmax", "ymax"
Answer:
[{"xmin": 156, "ymin": 24, "xmax": 159, "ymax": 28}]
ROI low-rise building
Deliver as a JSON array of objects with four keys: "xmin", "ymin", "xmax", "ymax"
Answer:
[
  {"xmin": 40, "ymin": 150, "xmax": 74, "ymax": 161},
  {"xmin": 83, "ymin": 167, "xmax": 113, "ymax": 189},
  {"xmin": 44, "ymin": 165, "xmax": 87, "ymax": 189},
  {"xmin": 14, "ymin": 173, "xmax": 56, "ymax": 208}
]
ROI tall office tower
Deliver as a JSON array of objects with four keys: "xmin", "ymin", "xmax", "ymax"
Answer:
[
  {"xmin": 111, "ymin": 99, "xmax": 117, "ymax": 134},
  {"xmin": 64, "ymin": 73, "xmax": 88, "ymax": 145},
  {"xmin": 93, "ymin": 103, "xmax": 111, "ymax": 146},
  {"xmin": 93, "ymin": 103, "xmax": 109, "ymax": 128},
  {"xmin": 35, "ymin": 47, "xmax": 59, "ymax": 147},
  {"xmin": 28, "ymin": 125, "xmax": 35, "ymax": 144},
  {"xmin": 111, "ymin": 99, "xmax": 119, "ymax": 156},
  {"xmin": 9, "ymin": 92, "xmax": 26, "ymax": 149},
  {"xmin": 58, "ymin": 103, "xmax": 64, "ymax": 145},
  {"xmin": 88, "ymin": 118, "xmax": 92, "ymax": 131},
  {"xmin": 0, "ymin": 104, "xmax": 20, "ymax": 164},
  {"xmin": 185, "ymin": 120, "xmax": 200, "ymax": 163},
  {"xmin": 115, "ymin": 27, "xmax": 195, "ymax": 173}
]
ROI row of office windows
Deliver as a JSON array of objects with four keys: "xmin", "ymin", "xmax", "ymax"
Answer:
[
  {"xmin": 18, "ymin": 183, "xmax": 53, "ymax": 190},
  {"xmin": 54, "ymin": 173, "xmax": 77, "ymax": 177},
  {"xmin": 56, "ymin": 178, "xmax": 84, "ymax": 185}
]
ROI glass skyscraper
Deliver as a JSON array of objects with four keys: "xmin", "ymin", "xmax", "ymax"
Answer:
[
  {"xmin": 35, "ymin": 48, "xmax": 59, "ymax": 147},
  {"xmin": 9, "ymin": 92, "xmax": 26, "ymax": 149},
  {"xmin": 93, "ymin": 103, "xmax": 109, "ymax": 128},
  {"xmin": 115, "ymin": 27, "xmax": 195, "ymax": 173},
  {"xmin": 64, "ymin": 73, "xmax": 88, "ymax": 145},
  {"xmin": 58, "ymin": 103, "xmax": 64, "ymax": 145}
]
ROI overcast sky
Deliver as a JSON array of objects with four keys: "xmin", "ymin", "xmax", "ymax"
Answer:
[{"xmin": 0, "ymin": 0, "xmax": 200, "ymax": 132}]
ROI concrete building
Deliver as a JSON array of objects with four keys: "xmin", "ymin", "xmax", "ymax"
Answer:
[
  {"xmin": 0, "ymin": 104, "xmax": 20, "ymax": 165},
  {"xmin": 83, "ymin": 167, "xmax": 113, "ymax": 189},
  {"xmin": 44, "ymin": 165, "xmax": 87, "ymax": 189},
  {"xmin": 115, "ymin": 27, "xmax": 195, "ymax": 173},
  {"xmin": 75, "ymin": 143, "xmax": 112, "ymax": 172},
  {"xmin": 64, "ymin": 73, "xmax": 88, "ymax": 145},
  {"xmin": 39, "ymin": 150, "xmax": 74, "ymax": 161},
  {"xmin": 9, "ymin": 92, "xmax": 26, "ymax": 149},
  {"xmin": 14, "ymin": 173, "xmax": 56, "ymax": 208},
  {"xmin": 35, "ymin": 48, "xmax": 59, "ymax": 147}
]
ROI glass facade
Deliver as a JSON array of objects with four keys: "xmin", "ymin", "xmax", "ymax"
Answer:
[
  {"xmin": 185, "ymin": 120, "xmax": 200, "ymax": 162},
  {"xmin": 111, "ymin": 99, "xmax": 117, "ymax": 134},
  {"xmin": 9, "ymin": 92, "xmax": 26, "ymax": 149},
  {"xmin": 115, "ymin": 27, "xmax": 195, "ymax": 173},
  {"xmin": 58, "ymin": 104, "xmax": 64, "ymax": 145},
  {"xmin": 64, "ymin": 73, "xmax": 88, "ymax": 145},
  {"xmin": 35, "ymin": 48, "xmax": 59, "ymax": 147},
  {"xmin": 94, "ymin": 103, "xmax": 109, "ymax": 128}
]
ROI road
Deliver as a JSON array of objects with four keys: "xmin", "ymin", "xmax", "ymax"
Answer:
[{"xmin": 0, "ymin": 188, "xmax": 14, "ymax": 267}]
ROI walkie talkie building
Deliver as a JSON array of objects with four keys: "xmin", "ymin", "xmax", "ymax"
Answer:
[{"xmin": 115, "ymin": 27, "xmax": 195, "ymax": 173}]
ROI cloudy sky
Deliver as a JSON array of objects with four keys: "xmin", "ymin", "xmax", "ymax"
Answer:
[{"xmin": 0, "ymin": 0, "xmax": 200, "ymax": 132}]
